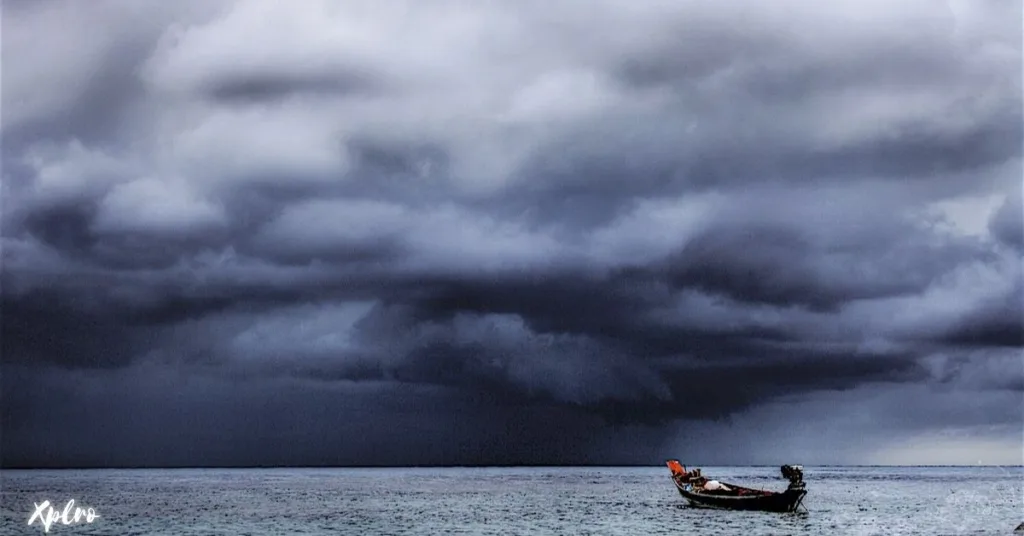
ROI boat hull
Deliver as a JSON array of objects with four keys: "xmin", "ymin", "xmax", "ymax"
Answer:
[
  {"xmin": 676, "ymin": 485, "xmax": 807, "ymax": 513},
  {"xmin": 665, "ymin": 461, "xmax": 808, "ymax": 513}
]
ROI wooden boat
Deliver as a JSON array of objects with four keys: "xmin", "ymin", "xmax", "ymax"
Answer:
[{"xmin": 665, "ymin": 460, "xmax": 807, "ymax": 513}]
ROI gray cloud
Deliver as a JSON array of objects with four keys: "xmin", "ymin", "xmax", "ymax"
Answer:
[
  {"xmin": 990, "ymin": 191, "xmax": 1024, "ymax": 250},
  {"xmin": 2, "ymin": 0, "xmax": 1021, "ymax": 466}
]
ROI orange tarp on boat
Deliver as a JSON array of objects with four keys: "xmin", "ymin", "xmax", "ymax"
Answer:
[{"xmin": 666, "ymin": 459, "xmax": 686, "ymax": 477}]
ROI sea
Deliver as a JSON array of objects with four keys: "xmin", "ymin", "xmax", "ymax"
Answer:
[{"xmin": 1, "ymin": 466, "xmax": 1021, "ymax": 535}]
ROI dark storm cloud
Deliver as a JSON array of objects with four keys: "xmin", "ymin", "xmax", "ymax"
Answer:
[
  {"xmin": 937, "ymin": 280, "xmax": 1024, "ymax": 349},
  {"xmin": 2, "ymin": 0, "xmax": 1022, "ymax": 466},
  {"xmin": 1, "ymin": 291, "xmax": 143, "ymax": 368},
  {"xmin": 654, "ymin": 222, "xmax": 990, "ymax": 312},
  {"xmin": 0, "ymin": 364, "xmax": 611, "ymax": 467},
  {"xmin": 516, "ymin": 94, "xmax": 1021, "ymax": 205}
]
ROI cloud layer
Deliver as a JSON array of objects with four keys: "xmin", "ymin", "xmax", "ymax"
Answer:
[{"xmin": 2, "ymin": 0, "xmax": 1021, "ymax": 466}]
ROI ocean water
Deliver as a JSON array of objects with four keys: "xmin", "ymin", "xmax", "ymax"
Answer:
[{"xmin": 1, "ymin": 466, "xmax": 1021, "ymax": 535}]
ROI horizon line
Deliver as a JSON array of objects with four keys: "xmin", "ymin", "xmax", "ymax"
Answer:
[{"xmin": 3, "ymin": 463, "xmax": 1022, "ymax": 470}]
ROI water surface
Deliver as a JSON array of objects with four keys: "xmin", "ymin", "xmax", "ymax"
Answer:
[{"xmin": 2, "ymin": 466, "xmax": 1021, "ymax": 535}]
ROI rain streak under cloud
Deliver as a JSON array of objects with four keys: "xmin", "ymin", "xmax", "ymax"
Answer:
[{"xmin": 1, "ymin": 0, "xmax": 1022, "ymax": 467}]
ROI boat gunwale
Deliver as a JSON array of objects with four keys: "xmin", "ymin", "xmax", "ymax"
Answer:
[{"xmin": 672, "ymin": 478, "xmax": 781, "ymax": 500}]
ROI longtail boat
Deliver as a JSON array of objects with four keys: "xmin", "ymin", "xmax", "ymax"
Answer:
[{"xmin": 665, "ymin": 460, "xmax": 807, "ymax": 513}]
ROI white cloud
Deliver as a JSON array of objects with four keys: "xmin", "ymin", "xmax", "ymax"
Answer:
[
  {"xmin": 255, "ymin": 198, "xmax": 407, "ymax": 255},
  {"xmin": 405, "ymin": 204, "xmax": 567, "ymax": 272},
  {"xmin": 586, "ymin": 193, "xmax": 724, "ymax": 265},
  {"xmin": 94, "ymin": 177, "xmax": 227, "ymax": 236},
  {"xmin": 917, "ymin": 193, "xmax": 1007, "ymax": 239},
  {"xmin": 20, "ymin": 142, "xmax": 134, "ymax": 207},
  {"xmin": 166, "ymin": 103, "xmax": 352, "ymax": 189}
]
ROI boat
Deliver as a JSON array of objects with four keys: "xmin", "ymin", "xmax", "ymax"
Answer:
[{"xmin": 665, "ymin": 460, "xmax": 807, "ymax": 513}]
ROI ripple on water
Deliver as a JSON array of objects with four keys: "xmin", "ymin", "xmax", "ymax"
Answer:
[{"xmin": 1, "ymin": 466, "xmax": 1021, "ymax": 535}]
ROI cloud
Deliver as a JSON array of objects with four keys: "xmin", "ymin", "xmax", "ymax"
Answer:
[
  {"xmin": 1, "ymin": 0, "xmax": 1021, "ymax": 466},
  {"xmin": 94, "ymin": 177, "xmax": 227, "ymax": 235},
  {"xmin": 990, "ymin": 192, "xmax": 1024, "ymax": 250}
]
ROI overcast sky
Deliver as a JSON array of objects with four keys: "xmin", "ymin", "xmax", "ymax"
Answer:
[{"xmin": 2, "ymin": 0, "xmax": 1022, "ymax": 467}]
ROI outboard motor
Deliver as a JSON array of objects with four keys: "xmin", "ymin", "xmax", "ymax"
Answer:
[{"xmin": 781, "ymin": 465, "xmax": 805, "ymax": 490}]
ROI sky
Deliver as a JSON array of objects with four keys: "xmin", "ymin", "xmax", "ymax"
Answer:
[{"xmin": 1, "ymin": 0, "xmax": 1022, "ymax": 468}]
